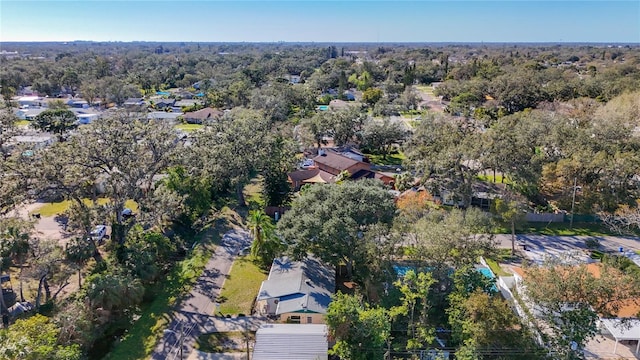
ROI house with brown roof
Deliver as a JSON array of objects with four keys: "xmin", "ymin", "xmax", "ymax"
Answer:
[
  {"xmin": 314, "ymin": 149, "xmax": 370, "ymax": 176},
  {"xmin": 287, "ymin": 149, "xmax": 394, "ymax": 189},
  {"xmin": 183, "ymin": 107, "xmax": 224, "ymax": 124}
]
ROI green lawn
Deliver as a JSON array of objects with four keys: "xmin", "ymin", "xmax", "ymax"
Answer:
[
  {"xmin": 15, "ymin": 120, "xmax": 31, "ymax": 127},
  {"xmin": 196, "ymin": 331, "xmax": 255, "ymax": 353},
  {"xmin": 218, "ymin": 257, "xmax": 268, "ymax": 315},
  {"xmin": 32, "ymin": 199, "xmax": 138, "ymax": 217},
  {"xmin": 521, "ymin": 222, "xmax": 613, "ymax": 236},
  {"xmin": 366, "ymin": 151, "xmax": 405, "ymax": 166},
  {"xmin": 414, "ymin": 84, "xmax": 435, "ymax": 96},
  {"xmin": 477, "ymin": 173, "xmax": 512, "ymax": 185},
  {"xmin": 244, "ymin": 177, "xmax": 265, "ymax": 211},
  {"xmin": 493, "ymin": 222, "xmax": 613, "ymax": 237},
  {"xmin": 103, "ymin": 221, "xmax": 228, "ymax": 360},
  {"xmin": 175, "ymin": 123, "xmax": 204, "ymax": 132},
  {"xmin": 485, "ymin": 258, "xmax": 509, "ymax": 276}
]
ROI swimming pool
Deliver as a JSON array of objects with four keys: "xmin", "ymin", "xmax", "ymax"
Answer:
[
  {"xmin": 156, "ymin": 91, "xmax": 170, "ymax": 95},
  {"xmin": 393, "ymin": 265, "xmax": 413, "ymax": 277},
  {"xmin": 318, "ymin": 105, "xmax": 329, "ymax": 111},
  {"xmin": 476, "ymin": 267, "xmax": 495, "ymax": 279},
  {"xmin": 394, "ymin": 265, "xmax": 497, "ymax": 290}
]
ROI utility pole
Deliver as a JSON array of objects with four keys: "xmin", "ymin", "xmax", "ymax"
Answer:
[
  {"xmin": 244, "ymin": 317, "xmax": 250, "ymax": 360},
  {"xmin": 570, "ymin": 177, "xmax": 577, "ymax": 229},
  {"xmin": 179, "ymin": 322, "xmax": 184, "ymax": 360},
  {"xmin": 0, "ymin": 257, "xmax": 6, "ymax": 329}
]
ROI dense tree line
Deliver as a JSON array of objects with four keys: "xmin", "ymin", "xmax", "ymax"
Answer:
[{"xmin": 0, "ymin": 42, "xmax": 639, "ymax": 359}]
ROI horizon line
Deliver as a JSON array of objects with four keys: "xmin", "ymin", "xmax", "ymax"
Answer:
[{"xmin": 2, "ymin": 40, "xmax": 639, "ymax": 45}]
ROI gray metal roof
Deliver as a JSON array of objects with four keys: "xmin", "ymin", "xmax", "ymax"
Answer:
[
  {"xmin": 147, "ymin": 111, "xmax": 183, "ymax": 120},
  {"xmin": 601, "ymin": 318, "xmax": 640, "ymax": 341},
  {"xmin": 253, "ymin": 324, "xmax": 328, "ymax": 360},
  {"xmin": 257, "ymin": 256, "xmax": 335, "ymax": 315}
]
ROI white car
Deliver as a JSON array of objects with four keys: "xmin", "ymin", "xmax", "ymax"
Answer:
[
  {"xmin": 90, "ymin": 225, "xmax": 107, "ymax": 243},
  {"xmin": 122, "ymin": 208, "xmax": 135, "ymax": 218}
]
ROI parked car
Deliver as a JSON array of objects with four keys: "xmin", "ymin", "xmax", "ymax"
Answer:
[
  {"xmin": 90, "ymin": 225, "xmax": 107, "ymax": 243},
  {"xmin": 122, "ymin": 208, "xmax": 135, "ymax": 219}
]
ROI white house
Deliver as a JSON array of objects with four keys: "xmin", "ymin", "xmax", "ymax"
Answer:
[
  {"xmin": 17, "ymin": 96, "xmax": 46, "ymax": 108},
  {"xmin": 256, "ymin": 256, "xmax": 335, "ymax": 324}
]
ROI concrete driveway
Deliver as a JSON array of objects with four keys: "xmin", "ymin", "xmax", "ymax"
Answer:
[{"xmin": 151, "ymin": 229, "xmax": 256, "ymax": 360}]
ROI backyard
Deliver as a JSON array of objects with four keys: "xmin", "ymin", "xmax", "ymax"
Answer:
[
  {"xmin": 32, "ymin": 198, "xmax": 139, "ymax": 217},
  {"xmin": 175, "ymin": 123, "xmax": 204, "ymax": 132},
  {"xmin": 365, "ymin": 151, "xmax": 405, "ymax": 166}
]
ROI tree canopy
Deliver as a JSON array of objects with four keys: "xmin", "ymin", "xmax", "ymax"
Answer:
[{"xmin": 278, "ymin": 180, "xmax": 395, "ymax": 280}]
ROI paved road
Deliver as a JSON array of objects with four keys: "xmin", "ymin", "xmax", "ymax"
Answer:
[
  {"xmin": 151, "ymin": 229, "xmax": 253, "ymax": 360},
  {"xmin": 494, "ymin": 234, "xmax": 640, "ymax": 265},
  {"xmin": 495, "ymin": 234, "xmax": 640, "ymax": 252}
]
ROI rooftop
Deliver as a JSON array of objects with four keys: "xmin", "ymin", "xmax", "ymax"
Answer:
[
  {"xmin": 183, "ymin": 107, "xmax": 223, "ymax": 120},
  {"xmin": 257, "ymin": 256, "xmax": 335, "ymax": 315},
  {"xmin": 313, "ymin": 149, "xmax": 363, "ymax": 174},
  {"xmin": 253, "ymin": 324, "xmax": 328, "ymax": 360}
]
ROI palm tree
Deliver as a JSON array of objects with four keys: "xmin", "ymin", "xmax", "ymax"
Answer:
[
  {"xmin": 247, "ymin": 210, "xmax": 283, "ymax": 267},
  {"xmin": 247, "ymin": 210, "xmax": 275, "ymax": 257},
  {"xmin": 1, "ymin": 219, "xmax": 32, "ymax": 302}
]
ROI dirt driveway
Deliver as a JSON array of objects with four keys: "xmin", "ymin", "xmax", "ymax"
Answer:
[{"xmin": 7, "ymin": 201, "xmax": 75, "ymax": 248}]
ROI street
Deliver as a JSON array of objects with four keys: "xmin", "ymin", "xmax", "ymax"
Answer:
[{"xmin": 151, "ymin": 229, "xmax": 252, "ymax": 360}]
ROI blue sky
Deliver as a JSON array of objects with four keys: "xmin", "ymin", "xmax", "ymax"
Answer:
[{"xmin": 1, "ymin": 1, "xmax": 638, "ymax": 43}]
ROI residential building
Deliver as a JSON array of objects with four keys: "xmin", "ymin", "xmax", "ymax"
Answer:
[
  {"xmin": 147, "ymin": 111, "xmax": 183, "ymax": 122},
  {"xmin": 66, "ymin": 99, "xmax": 89, "ymax": 108},
  {"xmin": 183, "ymin": 107, "xmax": 223, "ymax": 124},
  {"xmin": 256, "ymin": 256, "xmax": 335, "ymax": 324},
  {"xmin": 16, "ymin": 96, "xmax": 46, "ymax": 108},
  {"xmin": 15, "ymin": 108, "xmax": 47, "ymax": 120},
  {"xmin": 283, "ymin": 74, "xmax": 301, "ymax": 84},
  {"xmin": 153, "ymin": 98, "xmax": 176, "ymax": 109},
  {"xmin": 287, "ymin": 149, "xmax": 395, "ymax": 189},
  {"xmin": 252, "ymin": 324, "xmax": 328, "ymax": 360},
  {"xmin": 123, "ymin": 98, "xmax": 145, "ymax": 110},
  {"xmin": 510, "ymin": 263, "xmax": 640, "ymax": 357}
]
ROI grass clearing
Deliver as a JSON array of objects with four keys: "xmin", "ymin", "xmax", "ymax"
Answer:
[
  {"xmin": 366, "ymin": 151, "xmax": 405, "ymax": 166},
  {"xmin": 493, "ymin": 222, "xmax": 613, "ymax": 237},
  {"xmin": 103, "ymin": 215, "xmax": 233, "ymax": 360},
  {"xmin": 521, "ymin": 222, "xmax": 612, "ymax": 236},
  {"xmin": 414, "ymin": 84, "xmax": 435, "ymax": 95},
  {"xmin": 175, "ymin": 123, "xmax": 204, "ymax": 132},
  {"xmin": 5, "ymin": 266, "xmax": 39, "ymax": 303},
  {"xmin": 244, "ymin": 177, "xmax": 265, "ymax": 211},
  {"xmin": 218, "ymin": 257, "xmax": 267, "ymax": 316},
  {"xmin": 32, "ymin": 198, "xmax": 139, "ymax": 217},
  {"xmin": 477, "ymin": 173, "xmax": 512, "ymax": 185},
  {"xmin": 196, "ymin": 331, "xmax": 255, "ymax": 353},
  {"xmin": 15, "ymin": 120, "xmax": 31, "ymax": 127},
  {"xmin": 485, "ymin": 258, "xmax": 509, "ymax": 276}
]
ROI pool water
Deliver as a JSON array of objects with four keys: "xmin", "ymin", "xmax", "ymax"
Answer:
[
  {"xmin": 156, "ymin": 91, "xmax": 170, "ymax": 95},
  {"xmin": 477, "ymin": 267, "xmax": 495, "ymax": 279},
  {"xmin": 318, "ymin": 105, "xmax": 329, "ymax": 111},
  {"xmin": 394, "ymin": 265, "xmax": 497, "ymax": 291}
]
